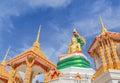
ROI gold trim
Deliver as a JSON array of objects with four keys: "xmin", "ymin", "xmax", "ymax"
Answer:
[
  {"xmin": 98, "ymin": 41, "xmax": 107, "ymax": 71},
  {"xmin": 109, "ymin": 38, "xmax": 120, "ymax": 69},
  {"xmin": 103, "ymin": 39, "xmax": 113, "ymax": 68}
]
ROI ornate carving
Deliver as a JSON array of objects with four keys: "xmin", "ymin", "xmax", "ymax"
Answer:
[
  {"xmin": 98, "ymin": 41, "xmax": 107, "ymax": 71},
  {"xmin": 49, "ymin": 68, "xmax": 60, "ymax": 80},
  {"xmin": 103, "ymin": 39, "xmax": 113, "ymax": 68},
  {"xmin": 74, "ymin": 73, "xmax": 81, "ymax": 79},
  {"xmin": 109, "ymin": 38, "xmax": 120, "ymax": 69}
]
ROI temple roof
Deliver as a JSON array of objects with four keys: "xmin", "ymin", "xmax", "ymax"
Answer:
[
  {"xmin": 0, "ymin": 48, "xmax": 10, "ymax": 81},
  {"xmin": 7, "ymin": 28, "xmax": 56, "ymax": 76},
  {"xmin": 0, "ymin": 64, "xmax": 9, "ymax": 81},
  {"xmin": 7, "ymin": 46, "xmax": 55, "ymax": 68},
  {"xmin": 88, "ymin": 18, "xmax": 120, "ymax": 57}
]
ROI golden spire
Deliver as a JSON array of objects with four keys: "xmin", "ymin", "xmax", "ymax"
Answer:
[
  {"xmin": 100, "ymin": 16, "xmax": 108, "ymax": 34},
  {"xmin": 33, "ymin": 25, "xmax": 41, "ymax": 48},
  {"xmin": 1, "ymin": 47, "xmax": 10, "ymax": 66}
]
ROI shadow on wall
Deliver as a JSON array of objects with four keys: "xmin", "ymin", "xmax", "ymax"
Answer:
[
  {"xmin": 36, "ymin": 80, "xmax": 44, "ymax": 83},
  {"xmin": 118, "ymin": 80, "xmax": 120, "ymax": 83}
]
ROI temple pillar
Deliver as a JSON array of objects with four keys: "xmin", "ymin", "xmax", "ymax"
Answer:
[
  {"xmin": 8, "ymin": 65, "xmax": 16, "ymax": 83},
  {"xmin": 44, "ymin": 70, "xmax": 50, "ymax": 83},
  {"xmin": 94, "ymin": 54, "xmax": 97, "ymax": 70},
  {"xmin": 24, "ymin": 57, "xmax": 35, "ymax": 83},
  {"xmin": 109, "ymin": 38, "xmax": 120, "ymax": 69},
  {"xmin": 91, "ymin": 52, "xmax": 97, "ymax": 69},
  {"xmin": 98, "ymin": 41, "xmax": 107, "ymax": 71},
  {"xmin": 103, "ymin": 39, "xmax": 113, "ymax": 69}
]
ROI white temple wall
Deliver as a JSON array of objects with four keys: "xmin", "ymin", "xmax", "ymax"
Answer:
[
  {"xmin": 49, "ymin": 67, "xmax": 95, "ymax": 83},
  {"xmin": 49, "ymin": 78, "xmax": 90, "ymax": 83},
  {"xmin": 93, "ymin": 69, "xmax": 120, "ymax": 83}
]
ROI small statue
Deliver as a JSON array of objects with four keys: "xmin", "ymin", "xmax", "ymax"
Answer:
[
  {"xmin": 68, "ymin": 29, "xmax": 86, "ymax": 53},
  {"xmin": 68, "ymin": 36, "xmax": 81, "ymax": 53}
]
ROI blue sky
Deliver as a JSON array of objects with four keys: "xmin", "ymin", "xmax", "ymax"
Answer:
[{"xmin": 0, "ymin": 0, "xmax": 120, "ymax": 82}]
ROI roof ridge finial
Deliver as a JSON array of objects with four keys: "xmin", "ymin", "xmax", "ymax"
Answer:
[
  {"xmin": 33, "ymin": 25, "xmax": 41, "ymax": 48},
  {"xmin": 1, "ymin": 47, "xmax": 10, "ymax": 66},
  {"xmin": 100, "ymin": 16, "xmax": 108, "ymax": 34}
]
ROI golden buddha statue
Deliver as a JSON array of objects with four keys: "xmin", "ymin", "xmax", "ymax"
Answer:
[{"xmin": 68, "ymin": 36, "xmax": 81, "ymax": 53}]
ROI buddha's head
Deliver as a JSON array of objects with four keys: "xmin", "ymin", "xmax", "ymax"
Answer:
[{"xmin": 71, "ymin": 36, "xmax": 77, "ymax": 44}]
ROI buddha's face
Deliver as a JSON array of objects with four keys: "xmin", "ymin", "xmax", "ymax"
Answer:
[{"xmin": 71, "ymin": 37, "xmax": 77, "ymax": 43}]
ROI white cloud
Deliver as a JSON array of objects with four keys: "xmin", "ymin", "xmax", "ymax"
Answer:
[
  {"xmin": 0, "ymin": 0, "xmax": 72, "ymax": 18},
  {"xmin": 2, "ymin": 0, "xmax": 72, "ymax": 16},
  {"xmin": 29, "ymin": 0, "xmax": 72, "ymax": 8},
  {"xmin": 0, "ymin": 0, "xmax": 72, "ymax": 46},
  {"xmin": 91, "ymin": 0, "xmax": 111, "ymax": 14}
]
